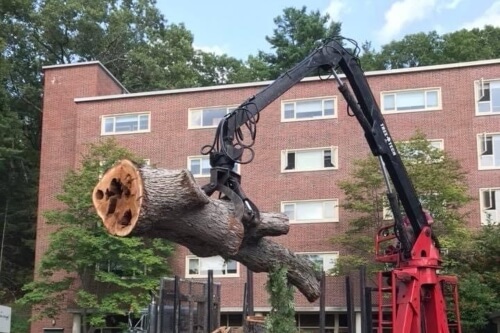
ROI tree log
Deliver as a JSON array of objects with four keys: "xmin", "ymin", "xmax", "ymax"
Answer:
[{"xmin": 92, "ymin": 160, "xmax": 321, "ymax": 302}]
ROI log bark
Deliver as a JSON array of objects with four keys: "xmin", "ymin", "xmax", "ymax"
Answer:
[{"xmin": 92, "ymin": 160, "xmax": 321, "ymax": 302}]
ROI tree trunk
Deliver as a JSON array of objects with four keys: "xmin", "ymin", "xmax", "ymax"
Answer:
[{"xmin": 92, "ymin": 160, "xmax": 321, "ymax": 302}]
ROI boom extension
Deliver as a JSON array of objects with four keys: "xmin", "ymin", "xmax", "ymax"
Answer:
[
  {"xmin": 202, "ymin": 38, "xmax": 429, "ymax": 249},
  {"xmin": 200, "ymin": 37, "xmax": 461, "ymax": 333}
]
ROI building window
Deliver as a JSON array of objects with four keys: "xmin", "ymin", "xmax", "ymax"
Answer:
[
  {"xmin": 281, "ymin": 147, "xmax": 337, "ymax": 172},
  {"xmin": 101, "ymin": 113, "xmax": 150, "ymax": 135},
  {"xmin": 478, "ymin": 133, "xmax": 500, "ymax": 169},
  {"xmin": 381, "ymin": 88, "xmax": 441, "ymax": 113},
  {"xmin": 296, "ymin": 252, "xmax": 339, "ymax": 275},
  {"xmin": 189, "ymin": 106, "xmax": 236, "ymax": 128},
  {"xmin": 186, "ymin": 255, "xmax": 238, "ymax": 278},
  {"xmin": 480, "ymin": 188, "xmax": 500, "ymax": 225},
  {"xmin": 281, "ymin": 199, "xmax": 339, "ymax": 223},
  {"xmin": 188, "ymin": 156, "xmax": 239, "ymax": 177},
  {"xmin": 476, "ymin": 79, "xmax": 500, "ymax": 115},
  {"xmin": 282, "ymin": 97, "xmax": 336, "ymax": 121}
]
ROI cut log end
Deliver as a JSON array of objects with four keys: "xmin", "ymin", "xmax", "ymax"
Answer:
[{"xmin": 92, "ymin": 160, "xmax": 143, "ymax": 236}]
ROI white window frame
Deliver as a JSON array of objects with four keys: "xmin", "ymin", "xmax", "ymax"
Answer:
[
  {"xmin": 479, "ymin": 188, "xmax": 500, "ymax": 225},
  {"xmin": 380, "ymin": 87, "xmax": 442, "ymax": 114},
  {"xmin": 281, "ymin": 146, "xmax": 338, "ymax": 173},
  {"xmin": 101, "ymin": 112, "xmax": 151, "ymax": 135},
  {"xmin": 187, "ymin": 155, "xmax": 240, "ymax": 178},
  {"xmin": 185, "ymin": 255, "xmax": 239, "ymax": 278},
  {"xmin": 281, "ymin": 96, "xmax": 337, "ymax": 122},
  {"xmin": 296, "ymin": 251, "xmax": 339, "ymax": 275},
  {"xmin": 477, "ymin": 132, "xmax": 500, "ymax": 170},
  {"xmin": 474, "ymin": 78, "xmax": 500, "ymax": 116},
  {"xmin": 281, "ymin": 199, "xmax": 339, "ymax": 223},
  {"xmin": 188, "ymin": 105, "xmax": 237, "ymax": 129}
]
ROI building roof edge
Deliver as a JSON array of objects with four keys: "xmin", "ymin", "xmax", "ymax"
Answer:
[
  {"xmin": 74, "ymin": 58, "xmax": 500, "ymax": 103},
  {"xmin": 42, "ymin": 61, "xmax": 129, "ymax": 93}
]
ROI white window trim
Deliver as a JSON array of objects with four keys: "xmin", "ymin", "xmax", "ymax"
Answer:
[
  {"xmin": 185, "ymin": 255, "xmax": 240, "ymax": 278},
  {"xmin": 474, "ymin": 78, "xmax": 500, "ymax": 116},
  {"xmin": 187, "ymin": 155, "xmax": 240, "ymax": 178},
  {"xmin": 479, "ymin": 187, "xmax": 500, "ymax": 225},
  {"xmin": 188, "ymin": 105, "xmax": 237, "ymax": 129},
  {"xmin": 281, "ymin": 146, "xmax": 338, "ymax": 173},
  {"xmin": 281, "ymin": 96, "xmax": 337, "ymax": 122},
  {"xmin": 295, "ymin": 251, "xmax": 339, "ymax": 275},
  {"xmin": 477, "ymin": 132, "xmax": 500, "ymax": 170},
  {"xmin": 100, "ymin": 112, "xmax": 151, "ymax": 135},
  {"xmin": 380, "ymin": 87, "xmax": 442, "ymax": 114},
  {"xmin": 281, "ymin": 199, "xmax": 339, "ymax": 223}
]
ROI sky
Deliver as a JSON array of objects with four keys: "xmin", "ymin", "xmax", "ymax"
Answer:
[{"xmin": 157, "ymin": 0, "xmax": 499, "ymax": 60}]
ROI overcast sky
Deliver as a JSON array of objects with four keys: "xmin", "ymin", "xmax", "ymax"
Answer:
[{"xmin": 158, "ymin": 0, "xmax": 499, "ymax": 60}]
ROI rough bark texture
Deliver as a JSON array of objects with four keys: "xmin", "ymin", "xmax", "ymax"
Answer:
[{"xmin": 92, "ymin": 160, "xmax": 321, "ymax": 302}]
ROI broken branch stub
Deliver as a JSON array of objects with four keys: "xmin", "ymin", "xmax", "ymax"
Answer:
[{"xmin": 92, "ymin": 159, "xmax": 321, "ymax": 302}]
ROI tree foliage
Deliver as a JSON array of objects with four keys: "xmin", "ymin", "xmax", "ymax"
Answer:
[
  {"xmin": 453, "ymin": 223, "xmax": 500, "ymax": 332},
  {"xmin": 332, "ymin": 131, "xmax": 471, "ymax": 274},
  {"xmin": 259, "ymin": 6, "xmax": 342, "ymax": 79},
  {"xmin": 17, "ymin": 139, "xmax": 173, "ymax": 329},
  {"xmin": 360, "ymin": 26, "xmax": 500, "ymax": 70},
  {"xmin": 265, "ymin": 265, "xmax": 297, "ymax": 333}
]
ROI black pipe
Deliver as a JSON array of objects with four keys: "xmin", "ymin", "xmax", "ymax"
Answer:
[
  {"xmin": 319, "ymin": 271, "xmax": 326, "ymax": 333},
  {"xmin": 365, "ymin": 287, "xmax": 373, "ymax": 333},
  {"xmin": 242, "ymin": 282, "xmax": 248, "ymax": 325},
  {"xmin": 360, "ymin": 266, "xmax": 367, "ymax": 333},
  {"xmin": 247, "ymin": 268, "xmax": 254, "ymax": 316},
  {"xmin": 346, "ymin": 275, "xmax": 354, "ymax": 333},
  {"xmin": 207, "ymin": 269, "xmax": 214, "ymax": 332},
  {"xmin": 173, "ymin": 276, "xmax": 180, "ymax": 333}
]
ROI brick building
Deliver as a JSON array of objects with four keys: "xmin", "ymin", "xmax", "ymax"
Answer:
[{"xmin": 35, "ymin": 58, "xmax": 500, "ymax": 332}]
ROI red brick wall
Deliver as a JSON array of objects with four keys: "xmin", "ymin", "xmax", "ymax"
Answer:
[{"xmin": 37, "ymin": 61, "xmax": 500, "ymax": 331}]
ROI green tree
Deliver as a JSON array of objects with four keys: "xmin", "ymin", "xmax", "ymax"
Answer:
[
  {"xmin": 454, "ymin": 223, "xmax": 500, "ymax": 332},
  {"xmin": 265, "ymin": 265, "xmax": 296, "ymax": 333},
  {"xmin": 259, "ymin": 6, "xmax": 342, "ymax": 79},
  {"xmin": 332, "ymin": 131, "xmax": 471, "ymax": 274},
  {"xmin": 377, "ymin": 31, "xmax": 443, "ymax": 69},
  {"xmin": 367, "ymin": 26, "xmax": 500, "ymax": 70},
  {"xmin": 18, "ymin": 139, "xmax": 173, "ymax": 329},
  {"xmin": 0, "ymin": 4, "xmax": 38, "ymax": 300}
]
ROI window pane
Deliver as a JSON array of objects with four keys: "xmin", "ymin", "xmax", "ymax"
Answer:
[
  {"xmin": 284, "ymin": 103, "xmax": 294, "ymax": 119},
  {"xmin": 226, "ymin": 260, "xmax": 237, "ymax": 274},
  {"xmin": 201, "ymin": 158, "xmax": 211, "ymax": 175},
  {"xmin": 285, "ymin": 152, "xmax": 295, "ymax": 170},
  {"xmin": 202, "ymin": 108, "xmax": 227, "ymax": 126},
  {"xmin": 189, "ymin": 258, "xmax": 199, "ymax": 275},
  {"xmin": 295, "ymin": 150, "xmax": 323, "ymax": 170},
  {"xmin": 383, "ymin": 94, "xmax": 395, "ymax": 110},
  {"xmin": 115, "ymin": 115, "xmax": 139, "ymax": 132},
  {"xmin": 478, "ymin": 101, "xmax": 491, "ymax": 113},
  {"xmin": 396, "ymin": 91, "xmax": 425, "ymax": 110},
  {"xmin": 426, "ymin": 91, "xmax": 438, "ymax": 107},
  {"xmin": 139, "ymin": 115, "xmax": 149, "ymax": 130},
  {"xmin": 323, "ymin": 201, "xmax": 335, "ymax": 219},
  {"xmin": 200, "ymin": 256, "xmax": 225, "ymax": 275},
  {"xmin": 324, "ymin": 99, "xmax": 334, "ymax": 116},
  {"xmin": 190, "ymin": 110, "xmax": 202, "ymax": 127},
  {"xmin": 296, "ymin": 201, "xmax": 323, "ymax": 220},
  {"xmin": 104, "ymin": 118, "xmax": 114, "ymax": 133},
  {"xmin": 296, "ymin": 100, "xmax": 322, "ymax": 118},
  {"xmin": 283, "ymin": 204, "xmax": 295, "ymax": 220},
  {"xmin": 324, "ymin": 149, "xmax": 334, "ymax": 168},
  {"xmin": 491, "ymin": 82, "xmax": 500, "ymax": 112},
  {"xmin": 190, "ymin": 159, "xmax": 201, "ymax": 175},
  {"xmin": 494, "ymin": 135, "xmax": 500, "ymax": 166}
]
